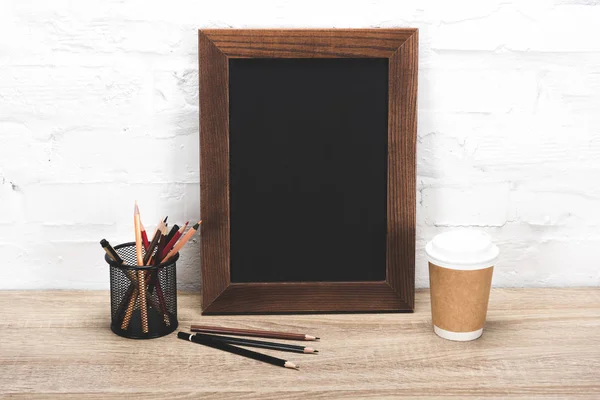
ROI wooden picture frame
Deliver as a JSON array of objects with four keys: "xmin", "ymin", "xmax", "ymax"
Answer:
[{"xmin": 199, "ymin": 29, "xmax": 418, "ymax": 314}]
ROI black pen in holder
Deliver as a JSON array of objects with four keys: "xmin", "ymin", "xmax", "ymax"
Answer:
[{"xmin": 105, "ymin": 242, "xmax": 179, "ymax": 339}]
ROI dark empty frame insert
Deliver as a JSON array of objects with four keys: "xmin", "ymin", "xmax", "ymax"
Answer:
[
  {"xmin": 200, "ymin": 29, "xmax": 418, "ymax": 314},
  {"xmin": 229, "ymin": 58, "xmax": 388, "ymax": 283}
]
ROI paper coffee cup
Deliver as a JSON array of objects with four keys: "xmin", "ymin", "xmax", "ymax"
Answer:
[{"xmin": 425, "ymin": 229, "xmax": 499, "ymax": 341}]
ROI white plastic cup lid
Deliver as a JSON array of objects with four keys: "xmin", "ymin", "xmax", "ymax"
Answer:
[{"xmin": 425, "ymin": 229, "xmax": 499, "ymax": 270}]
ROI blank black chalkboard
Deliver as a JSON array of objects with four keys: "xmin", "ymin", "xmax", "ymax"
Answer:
[{"xmin": 228, "ymin": 58, "xmax": 389, "ymax": 283}]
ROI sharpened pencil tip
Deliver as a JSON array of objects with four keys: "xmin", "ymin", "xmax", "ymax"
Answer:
[
  {"xmin": 284, "ymin": 361, "xmax": 299, "ymax": 370},
  {"xmin": 164, "ymin": 216, "xmax": 168, "ymax": 222},
  {"xmin": 314, "ymin": 350, "xmax": 319, "ymax": 353}
]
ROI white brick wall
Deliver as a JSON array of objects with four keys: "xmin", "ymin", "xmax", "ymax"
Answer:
[{"xmin": 1, "ymin": 0, "xmax": 599, "ymax": 290}]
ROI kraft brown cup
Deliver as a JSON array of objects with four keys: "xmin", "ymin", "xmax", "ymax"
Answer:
[{"xmin": 426, "ymin": 230, "xmax": 499, "ymax": 341}]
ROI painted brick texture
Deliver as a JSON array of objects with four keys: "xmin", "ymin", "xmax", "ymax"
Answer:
[{"xmin": 1, "ymin": 0, "xmax": 599, "ymax": 289}]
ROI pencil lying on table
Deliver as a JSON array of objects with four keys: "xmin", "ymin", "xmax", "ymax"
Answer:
[
  {"xmin": 178, "ymin": 332, "xmax": 299, "ymax": 370},
  {"xmin": 189, "ymin": 325, "xmax": 319, "ymax": 341},
  {"xmin": 192, "ymin": 332, "xmax": 318, "ymax": 354}
]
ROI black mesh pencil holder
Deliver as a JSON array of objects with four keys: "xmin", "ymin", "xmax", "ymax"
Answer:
[{"xmin": 105, "ymin": 242, "xmax": 179, "ymax": 339}]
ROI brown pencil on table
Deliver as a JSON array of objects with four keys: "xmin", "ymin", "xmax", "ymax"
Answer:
[
  {"xmin": 161, "ymin": 221, "xmax": 201, "ymax": 263},
  {"xmin": 189, "ymin": 325, "xmax": 319, "ymax": 341}
]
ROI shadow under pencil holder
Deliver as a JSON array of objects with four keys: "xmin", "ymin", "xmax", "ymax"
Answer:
[{"xmin": 105, "ymin": 242, "xmax": 179, "ymax": 339}]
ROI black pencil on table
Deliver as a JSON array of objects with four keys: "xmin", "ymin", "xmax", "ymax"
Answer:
[
  {"xmin": 192, "ymin": 332, "xmax": 319, "ymax": 354},
  {"xmin": 177, "ymin": 332, "xmax": 299, "ymax": 370}
]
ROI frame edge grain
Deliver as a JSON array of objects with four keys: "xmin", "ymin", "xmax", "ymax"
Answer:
[
  {"xmin": 386, "ymin": 29, "xmax": 418, "ymax": 310},
  {"xmin": 199, "ymin": 30, "xmax": 231, "ymax": 311},
  {"xmin": 200, "ymin": 29, "xmax": 418, "ymax": 314}
]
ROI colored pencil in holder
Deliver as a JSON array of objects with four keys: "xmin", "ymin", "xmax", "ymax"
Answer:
[
  {"xmin": 161, "ymin": 221, "xmax": 201, "ymax": 263},
  {"xmin": 134, "ymin": 203, "xmax": 148, "ymax": 333},
  {"xmin": 104, "ymin": 204, "xmax": 199, "ymax": 338},
  {"xmin": 164, "ymin": 224, "xmax": 179, "ymax": 248},
  {"xmin": 143, "ymin": 218, "xmax": 165, "ymax": 265},
  {"xmin": 120, "ymin": 215, "xmax": 167, "ymax": 330},
  {"xmin": 140, "ymin": 220, "xmax": 149, "ymax": 251},
  {"xmin": 100, "ymin": 239, "xmax": 124, "ymax": 264},
  {"xmin": 160, "ymin": 222, "xmax": 187, "ymax": 260}
]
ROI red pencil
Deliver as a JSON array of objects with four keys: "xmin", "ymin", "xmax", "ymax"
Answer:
[
  {"xmin": 161, "ymin": 221, "xmax": 201, "ymax": 263},
  {"xmin": 139, "ymin": 220, "xmax": 149, "ymax": 251},
  {"xmin": 160, "ymin": 221, "xmax": 188, "ymax": 259}
]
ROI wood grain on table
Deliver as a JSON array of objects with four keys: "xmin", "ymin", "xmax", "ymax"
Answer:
[{"xmin": 0, "ymin": 289, "xmax": 599, "ymax": 399}]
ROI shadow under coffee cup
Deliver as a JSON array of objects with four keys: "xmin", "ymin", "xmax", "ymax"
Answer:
[{"xmin": 425, "ymin": 229, "xmax": 499, "ymax": 341}]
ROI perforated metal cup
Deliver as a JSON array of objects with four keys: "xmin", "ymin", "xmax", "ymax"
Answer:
[{"xmin": 105, "ymin": 242, "xmax": 179, "ymax": 339}]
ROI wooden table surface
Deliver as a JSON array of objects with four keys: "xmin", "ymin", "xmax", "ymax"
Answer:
[{"xmin": 0, "ymin": 289, "xmax": 599, "ymax": 399}]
